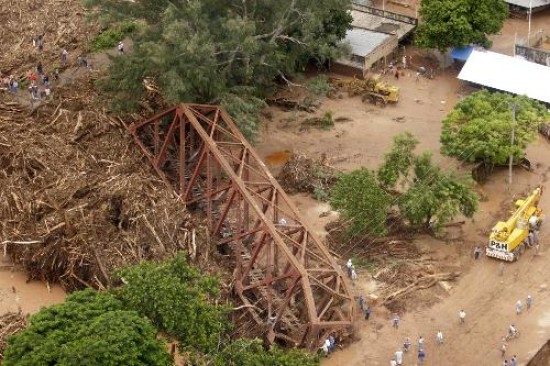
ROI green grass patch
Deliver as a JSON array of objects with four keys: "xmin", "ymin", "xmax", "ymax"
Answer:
[{"xmin": 91, "ymin": 21, "xmax": 137, "ymax": 52}]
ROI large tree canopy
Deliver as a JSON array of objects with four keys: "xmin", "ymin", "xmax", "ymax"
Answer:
[
  {"xmin": 88, "ymin": 0, "xmax": 352, "ymax": 139},
  {"xmin": 3, "ymin": 290, "xmax": 171, "ymax": 366},
  {"xmin": 330, "ymin": 168, "xmax": 391, "ymax": 236},
  {"xmin": 398, "ymin": 152, "xmax": 478, "ymax": 228},
  {"xmin": 113, "ymin": 254, "xmax": 230, "ymax": 355},
  {"xmin": 415, "ymin": 0, "xmax": 508, "ymax": 52},
  {"xmin": 441, "ymin": 90, "xmax": 548, "ymax": 166},
  {"xmin": 330, "ymin": 133, "xmax": 479, "ymax": 236}
]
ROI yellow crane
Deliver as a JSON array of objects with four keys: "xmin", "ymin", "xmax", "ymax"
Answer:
[{"xmin": 486, "ymin": 187, "xmax": 544, "ymax": 261}]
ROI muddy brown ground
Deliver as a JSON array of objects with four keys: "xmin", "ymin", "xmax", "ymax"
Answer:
[{"xmin": 256, "ymin": 11, "xmax": 550, "ymax": 366}]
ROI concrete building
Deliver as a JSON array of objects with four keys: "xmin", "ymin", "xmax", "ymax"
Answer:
[{"xmin": 335, "ymin": 3, "xmax": 417, "ymax": 75}]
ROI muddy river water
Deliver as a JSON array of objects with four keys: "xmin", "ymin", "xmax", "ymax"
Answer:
[{"xmin": 0, "ymin": 256, "xmax": 65, "ymax": 315}]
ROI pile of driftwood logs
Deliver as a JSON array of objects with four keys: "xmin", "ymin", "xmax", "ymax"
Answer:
[{"xmin": 0, "ymin": 80, "xmax": 204, "ymax": 291}]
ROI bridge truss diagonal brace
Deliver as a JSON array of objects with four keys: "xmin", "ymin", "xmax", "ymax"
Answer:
[{"xmin": 129, "ymin": 104, "xmax": 354, "ymax": 349}]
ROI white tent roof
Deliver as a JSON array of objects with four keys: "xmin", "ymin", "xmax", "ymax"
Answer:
[
  {"xmin": 458, "ymin": 50, "xmax": 550, "ymax": 104},
  {"xmin": 504, "ymin": 0, "xmax": 550, "ymax": 8}
]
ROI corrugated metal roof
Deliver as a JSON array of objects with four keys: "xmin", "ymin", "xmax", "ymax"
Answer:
[
  {"xmin": 504, "ymin": 0, "xmax": 550, "ymax": 8},
  {"xmin": 458, "ymin": 50, "xmax": 550, "ymax": 104},
  {"xmin": 344, "ymin": 28, "xmax": 391, "ymax": 57}
]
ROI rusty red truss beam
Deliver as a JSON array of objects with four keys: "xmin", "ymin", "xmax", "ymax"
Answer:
[{"xmin": 129, "ymin": 104, "xmax": 353, "ymax": 349}]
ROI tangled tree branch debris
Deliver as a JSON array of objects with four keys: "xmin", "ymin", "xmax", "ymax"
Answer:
[
  {"xmin": 0, "ymin": 312, "xmax": 27, "ymax": 360},
  {"xmin": 277, "ymin": 153, "xmax": 339, "ymax": 195},
  {"xmin": 0, "ymin": 80, "xmax": 206, "ymax": 291},
  {"xmin": 325, "ymin": 220, "xmax": 460, "ymax": 312}
]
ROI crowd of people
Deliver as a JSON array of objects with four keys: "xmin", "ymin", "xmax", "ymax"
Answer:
[
  {"xmin": 322, "ymin": 257, "xmax": 537, "ymax": 364},
  {"xmin": 1, "ymin": 34, "xmax": 126, "ymax": 105}
]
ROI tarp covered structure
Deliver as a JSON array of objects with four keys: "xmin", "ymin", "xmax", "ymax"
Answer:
[
  {"xmin": 504, "ymin": 0, "xmax": 550, "ymax": 9},
  {"xmin": 451, "ymin": 46, "xmax": 475, "ymax": 61},
  {"xmin": 458, "ymin": 50, "xmax": 550, "ymax": 104}
]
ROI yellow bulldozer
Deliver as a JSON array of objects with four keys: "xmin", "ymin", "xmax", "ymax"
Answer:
[
  {"xmin": 329, "ymin": 75, "xmax": 399, "ymax": 107},
  {"xmin": 485, "ymin": 187, "xmax": 545, "ymax": 261}
]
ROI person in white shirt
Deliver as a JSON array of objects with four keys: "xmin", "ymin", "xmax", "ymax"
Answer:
[
  {"xmin": 395, "ymin": 350, "xmax": 403, "ymax": 365},
  {"xmin": 459, "ymin": 310, "xmax": 466, "ymax": 323},
  {"xmin": 436, "ymin": 330, "xmax": 444, "ymax": 345},
  {"xmin": 346, "ymin": 259, "xmax": 353, "ymax": 278}
]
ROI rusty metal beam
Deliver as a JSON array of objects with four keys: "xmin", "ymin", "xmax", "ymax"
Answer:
[{"xmin": 129, "ymin": 104, "xmax": 353, "ymax": 350}]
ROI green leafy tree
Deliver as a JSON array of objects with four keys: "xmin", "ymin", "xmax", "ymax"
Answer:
[
  {"xmin": 113, "ymin": 254, "xmax": 230, "ymax": 355},
  {"xmin": 415, "ymin": 0, "xmax": 508, "ymax": 52},
  {"xmin": 441, "ymin": 90, "xmax": 548, "ymax": 166},
  {"xmin": 398, "ymin": 152, "xmax": 479, "ymax": 228},
  {"xmin": 330, "ymin": 168, "xmax": 391, "ymax": 236},
  {"xmin": 88, "ymin": 0, "xmax": 352, "ymax": 140},
  {"xmin": 3, "ymin": 290, "xmax": 171, "ymax": 366},
  {"xmin": 214, "ymin": 338, "xmax": 319, "ymax": 366},
  {"xmin": 377, "ymin": 132, "xmax": 418, "ymax": 189}
]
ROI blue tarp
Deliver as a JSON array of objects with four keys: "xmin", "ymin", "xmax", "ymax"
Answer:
[{"xmin": 451, "ymin": 46, "xmax": 475, "ymax": 61}]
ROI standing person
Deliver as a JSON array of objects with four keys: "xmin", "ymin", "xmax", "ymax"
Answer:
[
  {"xmin": 320, "ymin": 340, "xmax": 329, "ymax": 355},
  {"xmin": 392, "ymin": 313, "xmax": 400, "ymax": 329},
  {"xmin": 328, "ymin": 334, "xmax": 335, "ymax": 353},
  {"xmin": 516, "ymin": 300, "xmax": 522, "ymax": 315},
  {"xmin": 11, "ymin": 78, "xmax": 18, "ymax": 94},
  {"xmin": 36, "ymin": 62, "xmax": 43, "ymax": 76},
  {"xmin": 118, "ymin": 41, "xmax": 124, "ymax": 53},
  {"xmin": 365, "ymin": 306, "xmax": 372, "ymax": 320},
  {"xmin": 403, "ymin": 337, "xmax": 411, "ymax": 352},
  {"xmin": 61, "ymin": 48, "xmax": 68, "ymax": 65},
  {"xmin": 418, "ymin": 336, "xmax": 424, "ymax": 351},
  {"xmin": 394, "ymin": 69, "xmax": 399, "ymax": 79},
  {"xmin": 402, "ymin": 55, "xmax": 407, "ymax": 69},
  {"xmin": 528, "ymin": 231, "xmax": 535, "ymax": 248},
  {"xmin": 501, "ymin": 340, "xmax": 507, "ymax": 358},
  {"xmin": 394, "ymin": 349, "xmax": 403, "ymax": 365},
  {"xmin": 526, "ymin": 295, "xmax": 533, "ymax": 310},
  {"xmin": 418, "ymin": 349, "xmax": 425, "ymax": 364},
  {"xmin": 351, "ymin": 267, "xmax": 358, "ymax": 285},
  {"xmin": 502, "ymin": 360, "xmax": 508, "ymax": 366},
  {"xmin": 37, "ymin": 34, "xmax": 44, "ymax": 51},
  {"xmin": 510, "ymin": 355, "xmax": 517, "ymax": 366},
  {"xmin": 346, "ymin": 259, "xmax": 353, "ymax": 278},
  {"xmin": 459, "ymin": 309, "xmax": 466, "ymax": 323},
  {"xmin": 436, "ymin": 330, "xmax": 444, "ymax": 345},
  {"xmin": 359, "ymin": 295, "xmax": 365, "ymax": 311},
  {"xmin": 474, "ymin": 246, "xmax": 482, "ymax": 259},
  {"xmin": 44, "ymin": 86, "xmax": 51, "ymax": 99},
  {"xmin": 324, "ymin": 338, "xmax": 331, "ymax": 354}
]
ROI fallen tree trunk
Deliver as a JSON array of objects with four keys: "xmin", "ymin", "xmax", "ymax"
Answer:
[{"xmin": 383, "ymin": 272, "xmax": 460, "ymax": 305}]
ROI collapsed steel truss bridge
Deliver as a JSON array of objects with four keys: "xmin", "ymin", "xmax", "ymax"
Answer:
[{"xmin": 129, "ymin": 104, "xmax": 353, "ymax": 349}]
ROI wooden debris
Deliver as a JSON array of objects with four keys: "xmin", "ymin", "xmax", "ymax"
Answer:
[{"xmin": 0, "ymin": 312, "xmax": 27, "ymax": 360}]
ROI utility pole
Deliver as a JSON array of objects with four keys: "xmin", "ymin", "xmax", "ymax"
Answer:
[
  {"xmin": 508, "ymin": 103, "xmax": 517, "ymax": 185},
  {"xmin": 527, "ymin": 0, "xmax": 533, "ymax": 47}
]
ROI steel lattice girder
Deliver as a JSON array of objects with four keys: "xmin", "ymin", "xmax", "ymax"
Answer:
[{"xmin": 129, "ymin": 104, "xmax": 353, "ymax": 349}]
